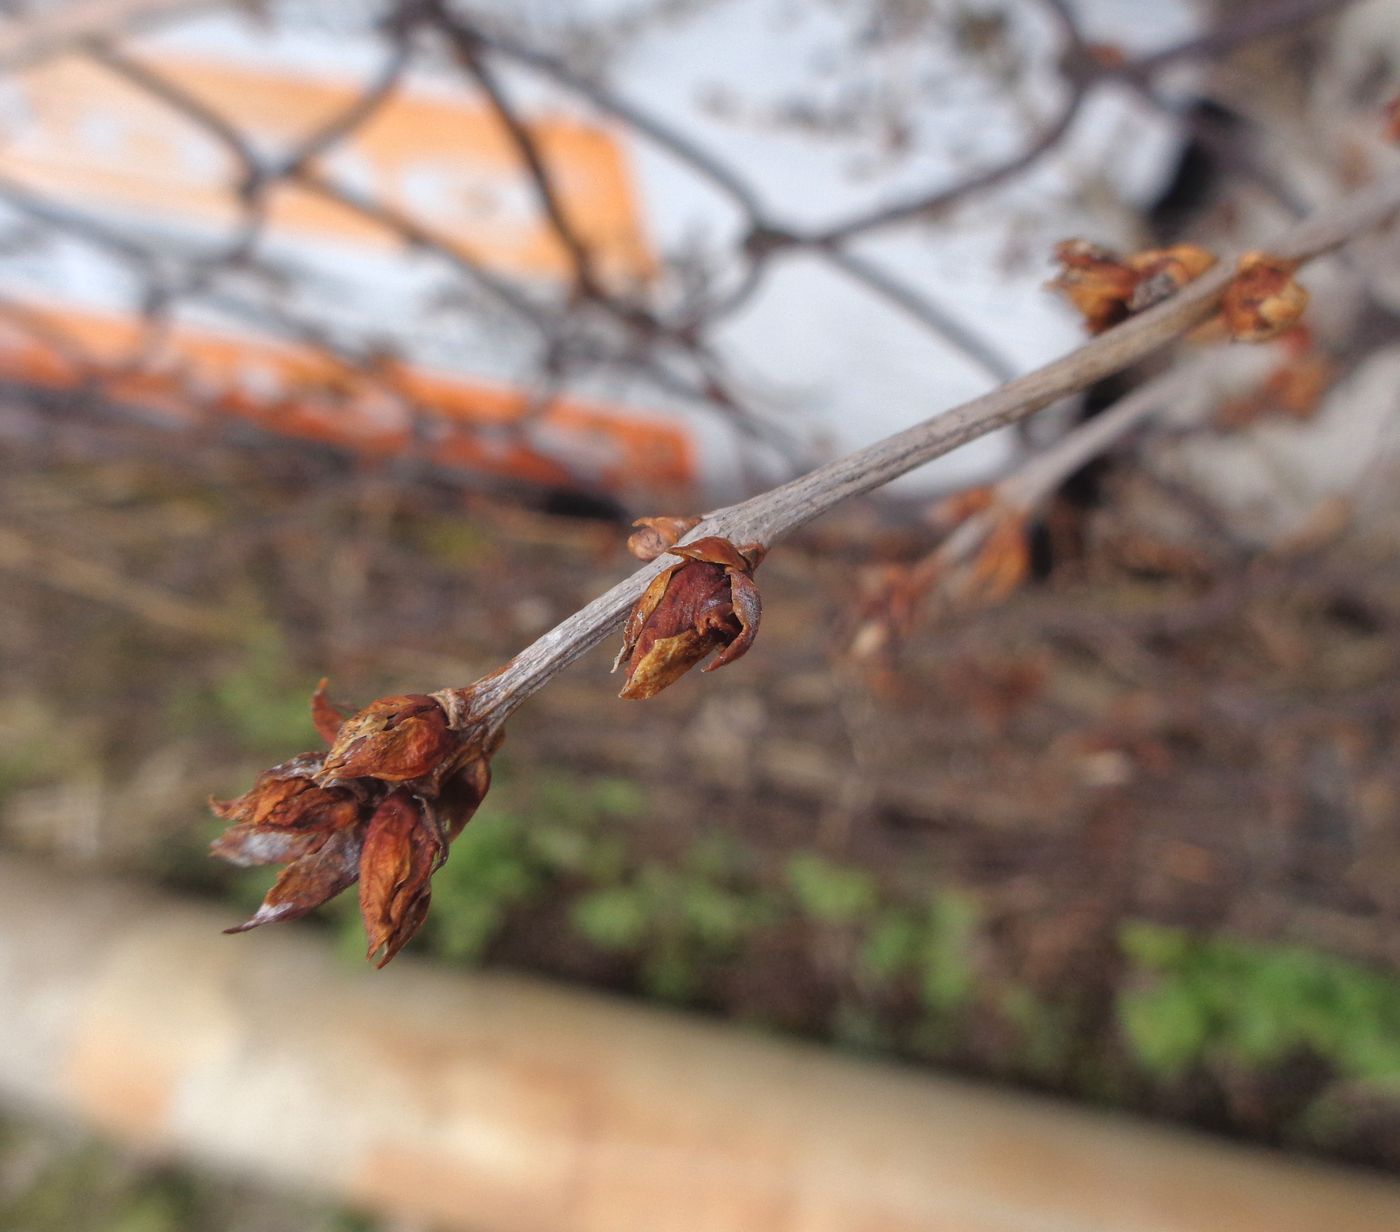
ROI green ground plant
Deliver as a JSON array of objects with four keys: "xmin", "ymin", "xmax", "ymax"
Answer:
[{"xmin": 1119, "ymin": 922, "xmax": 1400, "ymax": 1085}]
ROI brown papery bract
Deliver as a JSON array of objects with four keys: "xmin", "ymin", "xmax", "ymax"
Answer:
[
  {"xmin": 358, "ymin": 790, "xmax": 444, "ymax": 967},
  {"xmin": 210, "ymin": 752, "xmax": 355, "ymax": 829},
  {"xmin": 959, "ymin": 514, "xmax": 1033, "ymax": 606},
  {"xmin": 319, "ymin": 694, "xmax": 458, "ymax": 783}
]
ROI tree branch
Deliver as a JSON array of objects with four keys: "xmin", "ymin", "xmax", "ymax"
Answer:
[{"xmin": 472, "ymin": 171, "xmax": 1400, "ymax": 719}]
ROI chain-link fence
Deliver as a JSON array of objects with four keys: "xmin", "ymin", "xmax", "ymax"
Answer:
[{"xmin": 0, "ymin": 0, "xmax": 1363, "ymax": 509}]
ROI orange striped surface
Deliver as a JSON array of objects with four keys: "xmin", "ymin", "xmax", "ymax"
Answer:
[
  {"xmin": 0, "ymin": 303, "xmax": 695, "ymax": 494},
  {"xmin": 0, "ymin": 48, "xmax": 695, "ymax": 492},
  {"xmin": 0, "ymin": 52, "xmax": 656, "ymax": 282}
]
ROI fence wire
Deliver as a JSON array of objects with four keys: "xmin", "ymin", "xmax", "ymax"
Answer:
[{"xmin": 0, "ymin": 0, "xmax": 1356, "ymax": 502}]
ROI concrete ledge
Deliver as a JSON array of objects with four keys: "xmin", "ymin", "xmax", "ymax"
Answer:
[{"xmin": 0, "ymin": 855, "xmax": 1396, "ymax": 1231}]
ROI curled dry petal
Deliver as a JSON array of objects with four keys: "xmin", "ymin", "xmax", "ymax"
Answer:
[
  {"xmin": 1215, "ymin": 344, "xmax": 1334, "ymax": 430},
  {"xmin": 1047, "ymin": 240, "xmax": 1136, "ymax": 334},
  {"xmin": 847, "ymin": 563, "xmax": 923, "ymax": 665},
  {"xmin": 211, "ymin": 750, "xmax": 374, "ymax": 907},
  {"xmin": 223, "ymin": 826, "xmax": 365, "ymax": 934},
  {"xmin": 627, "ymin": 514, "xmax": 701, "ymax": 562},
  {"xmin": 211, "ymin": 823, "xmax": 329, "ymax": 868},
  {"xmin": 1220, "ymin": 252, "xmax": 1308, "ymax": 343},
  {"xmin": 319, "ymin": 694, "xmax": 457, "ymax": 783},
  {"xmin": 616, "ymin": 535, "xmax": 765, "ymax": 699},
  {"xmin": 931, "ymin": 485, "xmax": 995, "ymax": 531},
  {"xmin": 209, "ymin": 752, "xmax": 363, "ymax": 834},
  {"xmin": 359, "ymin": 790, "xmax": 444, "ymax": 967},
  {"xmin": 1125, "ymin": 245, "xmax": 1217, "ymax": 313}
]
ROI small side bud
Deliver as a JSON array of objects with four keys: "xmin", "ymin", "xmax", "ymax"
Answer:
[
  {"xmin": 1049, "ymin": 239, "xmax": 1216, "ymax": 334},
  {"xmin": 627, "ymin": 514, "xmax": 702, "ymax": 562},
  {"xmin": 615, "ymin": 536, "xmax": 765, "ymax": 699},
  {"xmin": 1221, "ymin": 252, "xmax": 1308, "ymax": 343}
]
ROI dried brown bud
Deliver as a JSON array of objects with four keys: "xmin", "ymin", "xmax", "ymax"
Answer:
[
  {"xmin": 1049, "ymin": 239, "xmax": 1215, "ymax": 333},
  {"xmin": 627, "ymin": 514, "xmax": 702, "ymax": 562},
  {"xmin": 1048, "ymin": 240, "xmax": 1137, "ymax": 333},
  {"xmin": 1220, "ymin": 252, "xmax": 1308, "ymax": 343},
  {"xmin": 847, "ymin": 563, "xmax": 922, "ymax": 665},
  {"xmin": 223, "ymin": 825, "xmax": 367, "ymax": 936},
  {"xmin": 319, "ymin": 693, "xmax": 458, "ymax": 783},
  {"xmin": 213, "ymin": 681, "xmax": 503, "ymax": 964},
  {"xmin": 615, "ymin": 536, "xmax": 764, "ymax": 699}
]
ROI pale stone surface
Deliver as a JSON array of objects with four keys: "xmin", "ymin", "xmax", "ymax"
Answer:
[{"xmin": 1, "ymin": 855, "xmax": 1399, "ymax": 1231}]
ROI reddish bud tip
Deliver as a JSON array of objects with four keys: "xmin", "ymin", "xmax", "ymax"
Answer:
[{"xmin": 310, "ymin": 678, "xmax": 347, "ymax": 745}]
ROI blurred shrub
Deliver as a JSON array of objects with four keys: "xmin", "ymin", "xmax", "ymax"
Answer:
[
  {"xmin": 165, "ymin": 634, "xmax": 320, "ymax": 758},
  {"xmin": 1119, "ymin": 923, "xmax": 1400, "ymax": 1082}
]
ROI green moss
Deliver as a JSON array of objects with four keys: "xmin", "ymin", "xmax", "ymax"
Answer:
[
  {"xmin": 406, "ymin": 515, "xmax": 493, "ymax": 567},
  {"xmin": 832, "ymin": 1002, "xmax": 891, "ymax": 1052},
  {"xmin": 0, "ymin": 693, "xmax": 93, "ymax": 801},
  {"xmin": 571, "ymin": 858, "xmax": 779, "ymax": 997},
  {"xmin": 398, "ymin": 803, "xmax": 541, "ymax": 964},
  {"xmin": 999, "ymin": 984, "xmax": 1074, "ymax": 1076}
]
